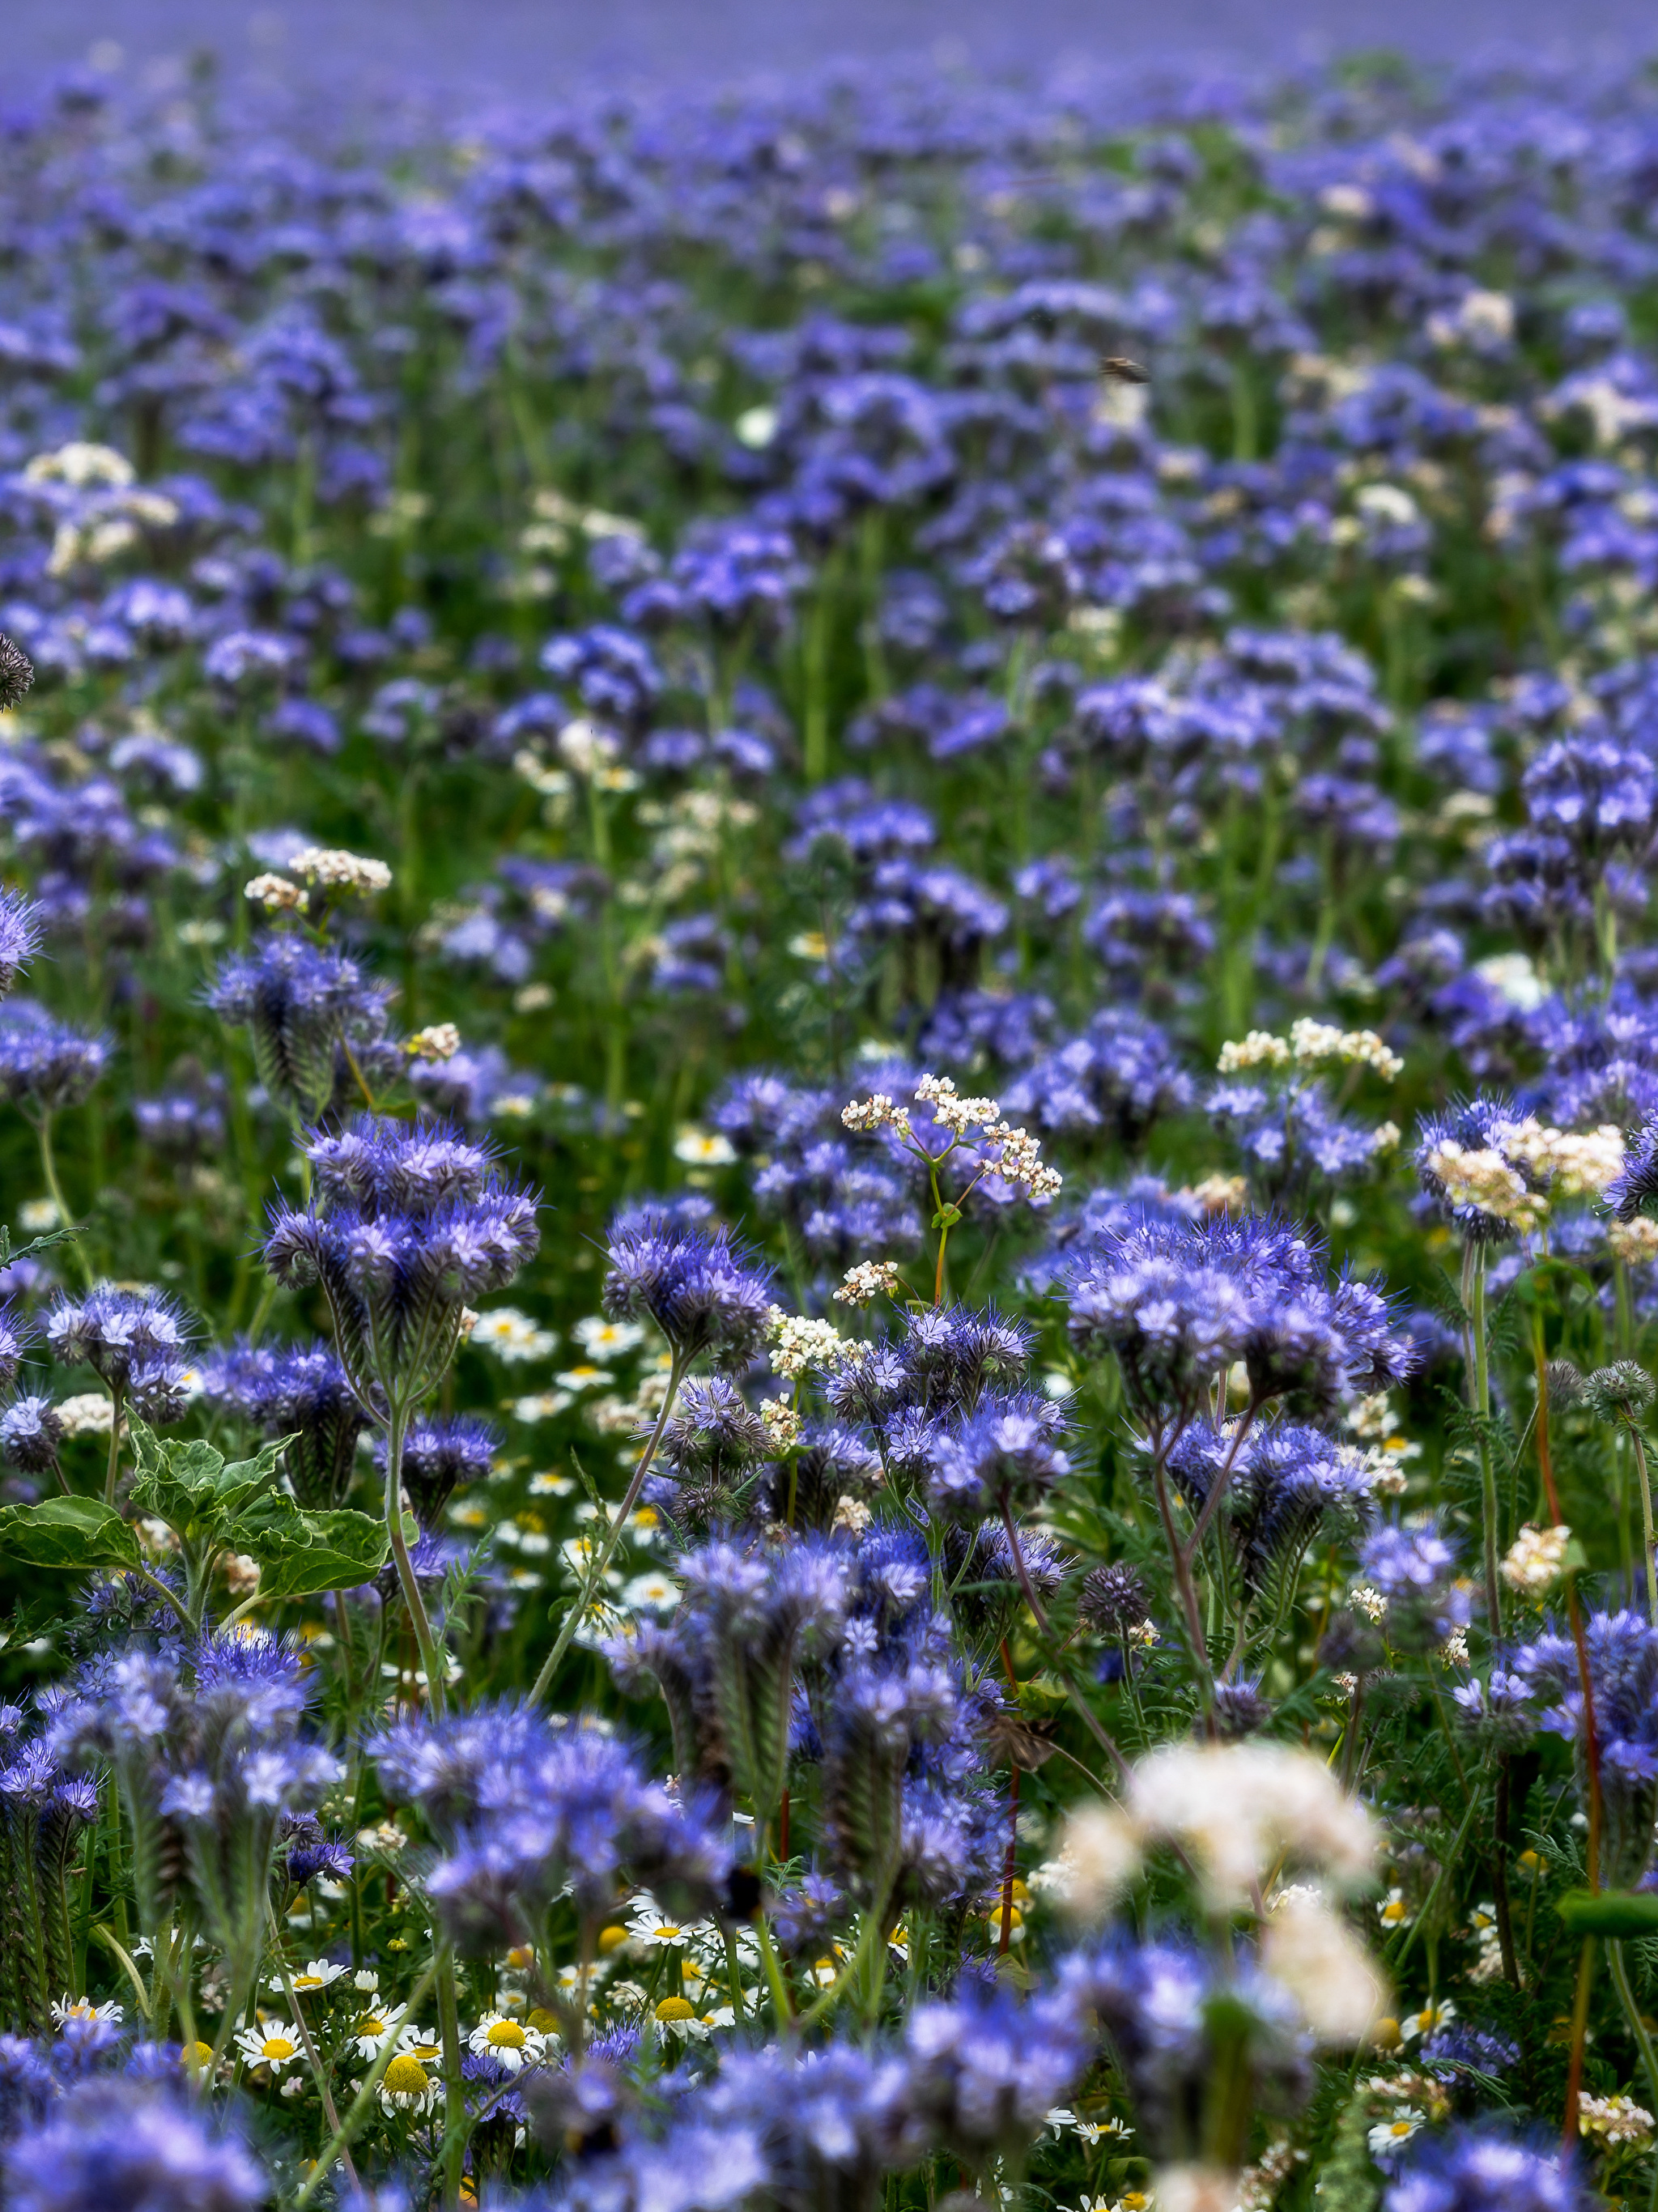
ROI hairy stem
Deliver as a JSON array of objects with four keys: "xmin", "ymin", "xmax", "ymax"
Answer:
[{"xmin": 529, "ymin": 1351, "xmax": 687, "ymax": 1702}]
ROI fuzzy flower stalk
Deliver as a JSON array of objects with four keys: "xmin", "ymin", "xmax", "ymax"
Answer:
[
  {"xmin": 529, "ymin": 1205, "xmax": 776, "ymax": 1700},
  {"xmin": 261, "ymin": 1116, "xmax": 539, "ymax": 1714}
]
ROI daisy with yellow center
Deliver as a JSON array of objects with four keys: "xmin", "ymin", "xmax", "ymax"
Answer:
[
  {"xmin": 395, "ymin": 2023, "xmax": 444, "ymax": 2065},
  {"xmin": 1368, "ymin": 2111, "xmax": 1425, "ymax": 2158},
  {"xmin": 379, "ymin": 2052, "xmax": 440, "ymax": 2115},
  {"xmin": 629, "ymin": 1903, "xmax": 699, "ymax": 1948},
  {"xmin": 1400, "ymin": 1998, "xmax": 1456, "ymax": 2042},
  {"xmin": 268, "ymin": 1958, "xmax": 347, "ymax": 1997},
  {"xmin": 653, "ymin": 1995, "xmax": 706, "ymax": 2036},
  {"xmin": 347, "ymin": 2008, "xmax": 406, "ymax": 2061},
  {"xmin": 50, "ymin": 1995, "xmax": 123, "ymax": 2028},
  {"xmin": 235, "ymin": 2020, "xmax": 303, "ymax": 2076},
  {"xmin": 466, "ymin": 2013, "xmax": 547, "ymax": 2071}
]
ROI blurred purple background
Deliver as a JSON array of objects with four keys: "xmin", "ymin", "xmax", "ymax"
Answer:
[{"xmin": 10, "ymin": 0, "xmax": 1649, "ymax": 102}]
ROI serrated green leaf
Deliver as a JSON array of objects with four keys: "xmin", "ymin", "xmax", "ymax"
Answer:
[
  {"xmin": 0, "ymin": 1495, "xmax": 140, "ymax": 1571},
  {"xmin": 127, "ymin": 1419, "xmax": 287, "ymax": 1544},
  {"xmin": 228, "ymin": 1498, "xmax": 388, "ymax": 1599}
]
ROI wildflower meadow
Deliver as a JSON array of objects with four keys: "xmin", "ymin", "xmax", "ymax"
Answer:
[{"xmin": 9, "ymin": 38, "xmax": 1658, "ymax": 2212}]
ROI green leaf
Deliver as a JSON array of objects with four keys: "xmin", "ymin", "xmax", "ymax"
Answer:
[
  {"xmin": 1557, "ymin": 1888, "xmax": 1658, "ymax": 1938},
  {"xmin": 0, "ymin": 1495, "xmax": 140, "ymax": 1571},
  {"xmin": 228, "ymin": 1497, "xmax": 389, "ymax": 1599},
  {"xmin": 127, "ymin": 1419, "xmax": 287, "ymax": 1543},
  {"xmin": 0, "ymin": 1221, "xmax": 82, "ymax": 1270}
]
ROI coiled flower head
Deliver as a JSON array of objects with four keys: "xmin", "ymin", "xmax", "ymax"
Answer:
[
  {"xmin": 263, "ymin": 1116, "xmax": 539, "ymax": 1411},
  {"xmin": 208, "ymin": 938, "xmax": 393, "ymax": 1123},
  {"xmin": 45, "ymin": 1287, "xmax": 192, "ymax": 1421},
  {"xmin": 0, "ymin": 1006, "xmax": 108, "ymax": 1121},
  {"xmin": 602, "ymin": 1206, "xmax": 776, "ymax": 1371}
]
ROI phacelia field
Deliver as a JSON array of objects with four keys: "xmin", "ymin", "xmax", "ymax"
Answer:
[{"xmin": 7, "ymin": 45, "xmax": 1658, "ymax": 2212}]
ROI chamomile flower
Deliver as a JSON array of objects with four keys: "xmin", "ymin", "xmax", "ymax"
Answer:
[
  {"xmin": 467, "ymin": 2014, "xmax": 547, "ymax": 2073},
  {"xmin": 623, "ymin": 1570, "xmax": 680, "ymax": 1610},
  {"xmin": 574, "ymin": 1317, "xmax": 645, "ymax": 1359},
  {"xmin": 50, "ymin": 1995, "xmax": 123, "ymax": 2029},
  {"xmin": 1368, "ymin": 2109, "xmax": 1425, "ymax": 2159},
  {"xmin": 269, "ymin": 1959, "xmax": 347, "ymax": 1997},
  {"xmin": 628, "ymin": 1901, "xmax": 705, "ymax": 1948},
  {"xmin": 347, "ymin": 2007, "xmax": 407, "ymax": 2060},
  {"xmin": 378, "ymin": 2052, "xmax": 440, "ymax": 2116},
  {"xmin": 235, "ymin": 2019, "xmax": 304, "ymax": 2077},
  {"xmin": 1400, "ymin": 1997, "xmax": 1456, "ymax": 2041},
  {"xmin": 394, "ymin": 2022, "xmax": 444, "ymax": 2066}
]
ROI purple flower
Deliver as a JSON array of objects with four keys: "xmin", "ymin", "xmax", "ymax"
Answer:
[
  {"xmin": 602, "ymin": 1208, "xmax": 776, "ymax": 1371},
  {"xmin": 198, "ymin": 1339, "xmax": 363, "ymax": 1511},
  {"xmin": 0, "ymin": 891, "xmax": 42, "ymax": 999},
  {"xmin": 209, "ymin": 938, "xmax": 393, "ymax": 1123},
  {"xmin": 0, "ymin": 1007, "xmax": 108, "ymax": 1119},
  {"xmin": 263, "ymin": 1116, "xmax": 539, "ymax": 1406},
  {"xmin": 2, "ymin": 2078, "xmax": 264, "ymax": 2212},
  {"xmin": 1384, "ymin": 2123, "xmax": 1592, "ymax": 2212},
  {"xmin": 1069, "ymin": 1212, "xmax": 1412, "ymax": 1426},
  {"xmin": 45, "ymin": 1288, "xmax": 191, "ymax": 1422},
  {"xmin": 374, "ymin": 1412, "xmax": 499, "ymax": 1529}
]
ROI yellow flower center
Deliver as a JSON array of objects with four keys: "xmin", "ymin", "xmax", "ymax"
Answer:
[
  {"xmin": 527, "ymin": 2006, "xmax": 559, "ymax": 2033},
  {"xmin": 654, "ymin": 1997, "xmax": 695, "ymax": 2022},
  {"xmin": 262, "ymin": 2037, "xmax": 295, "ymax": 2063},
  {"xmin": 186, "ymin": 2042, "xmax": 215, "ymax": 2071},
  {"xmin": 597, "ymin": 1925, "xmax": 629, "ymax": 1955},
  {"xmin": 651, "ymin": 1925, "xmax": 682, "ymax": 1942},
  {"xmin": 360, "ymin": 2017, "xmax": 386, "ymax": 2037},
  {"xmin": 384, "ymin": 2054, "xmax": 430, "ymax": 2097},
  {"xmin": 294, "ymin": 1975, "xmax": 323, "ymax": 1989},
  {"xmin": 487, "ymin": 2021, "xmax": 527, "ymax": 2048}
]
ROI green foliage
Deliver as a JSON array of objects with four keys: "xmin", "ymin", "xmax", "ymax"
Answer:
[
  {"xmin": 127, "ymin": 1416, "xmax": 389, "ymax": 1597},
  {"xmin": 0, "ymin": 1494, "xmax": 139, "ymax": 1571}
]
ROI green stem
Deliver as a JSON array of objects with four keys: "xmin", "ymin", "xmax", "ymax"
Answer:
[
  {"xmin": 103, "ymin": 1385, "xmax": 125, "ymax": 1510},
  {"xmin": 385, "ymin": 1400, "xmax": 447, "ymax": 1717},
  {"xmin": 1609, "ymin": 1942, "xmax": 1658, "ymax": 2212},
  {"xmin": 436, "ymin": 1942, "xmax": 467, "ymax": 2211},
  {"xmin": 1466, "ymin": 1244, "xmax": 1502, "ymax": 1640},
  {"xmin": 528, "ymin": 1352, "xmax": 688, "ymax": 1702},
  {"xmin": 291, "ymin": 1954, "xmax": 440, "ymax": 2209},
  {"xmin": 37, "ymin": 1114, "xmax": 93, "ymax": 1287},
  {"xmin": 1628, "ymin": 1418, "xmax": 1658, "ymax": 1628}
]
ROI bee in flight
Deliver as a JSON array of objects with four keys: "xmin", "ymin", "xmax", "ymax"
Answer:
[{"xmin": 1100, "ymin": 355, "xmax": 1149, "ymax": 384}]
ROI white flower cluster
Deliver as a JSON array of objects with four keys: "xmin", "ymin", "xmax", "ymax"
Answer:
[
  {"xmin": 244, "ymin": 872, "xmax": 304, "ymax": 912},
  {"xmin": 841, "ymin": 1091, "xmax": 909, "ymax": 1134},
  {"xmin": 1350, "ymin": 1584, "xmax": 1388, "ymax": 1624},
  {"xmin": 291, "ymin": 845, "xmax": 394, "ymax": 895},
  {"xmin": 1497, "ymin": 1117, "xmax": 1624, "ymax": 1201},
  {"xmin": 766, "ymin": 1308, "xmax": 846, "ymax": 1378},
  {"xmin": 991, "ymin": 1123, "xmax": 1065, "ymax": 1201},
  {"xmin": 759, "ymin": 1397, "xmax": 802, "ymax": 1449},
  {"xmin": 1500, "ymin": 1521, "xmax": 1571, "ymax": 1593},
  {"xmin": 1064, "ymin": 1745, "xmax": 1387, "ymax": 2048},
  {"xmin": 1608, "ymin": 1216, "xmax": 1658, "ymax": 1265},
  {"xmin": 843, "ymin": 1075, "xmax": 1061, "ymax": 1201},
  {"xmin": 1217, "ymin": 1022, "xmax": 1404, "ymax": 1081},
  {"xmin": 914, "ymin": 1071, "xmax": 1001, "ymax": 1133},
  {"xmin": 1216, "ymin": 1028, "xmax": 1292, "ymax": 1073},
  {"xmin": 1064, "ymin": 1741, "xmax": 1376, "ymax": 1912},
  {"xmin": 404, "ymin": 1023, "xmax": 462, "ymax": 1062},
  {"xmin": 1580, "ymin": 2093, "xmax": 1656, "ymax": 2146},
  {"xmin": 834, "ymin": 1260, "xmax": 901, "ymax": 1305},
  {"xmin": 1422, "ymin": 1138, "xmax": 1547, "ymax": 1234}
]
